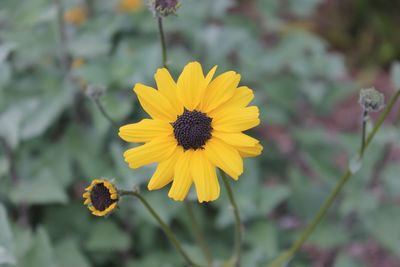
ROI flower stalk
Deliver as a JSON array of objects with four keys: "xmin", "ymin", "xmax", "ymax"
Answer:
[
  {"xmin": 120, "ymin": 190, "xmax": 205, "ymax": 267},
  {"xmin": 360, "ymin": 110, "xmax": 368, "ymax": 157},
  {"xmin": 185, "ymin": 201, "xmax": 214, "ymax": 266},
  {"xmin": 267, "ymin": 90, "xmax": 400, "ymax": 267},
  {"xmin": 221, "ymin": 171, "xmax": 243, "ymax": 267},
  {"xmin": 157, "ymin": 16, "xmax": 168, "ymax": 68}
]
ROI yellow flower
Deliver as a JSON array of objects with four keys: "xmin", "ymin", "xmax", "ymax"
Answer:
[
  {"xmin": 64, "ymin": 6, "xmax": 87, "ymax": 25},
  {"xmin": 115, "ymin": 0, "xmax": 143, "ymax": 12},
  {"xmin": 83, "ymin": 179, "xmax": 119, "ymax": 216},
  {"xmin": 119, "ymin": 62, "xmax": 263, "ymax": 202},
  {"xmin": 71, "ymin": 58, "xmax": 85, "ymax": 69}
]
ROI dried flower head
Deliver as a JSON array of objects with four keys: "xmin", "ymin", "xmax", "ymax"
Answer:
[
  {"xmin": 359, "ymin": 87, "xmax": 385, "ymax": 112},
  {"xmin": 83, "ymin": 179, "xmax": 119, "ymax": 217},
  {"xmin": 148, "ymin": 0, "xmax": 180, "ymax": 17}
]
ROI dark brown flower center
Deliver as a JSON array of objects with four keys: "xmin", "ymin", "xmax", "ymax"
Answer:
[
  {"xmin": 172, "ymin": 110, "xmax": 212, "ymax": 150},
  {"xmin": 90, "ymin": 183, "xmax": 116, "ymax": 211}
]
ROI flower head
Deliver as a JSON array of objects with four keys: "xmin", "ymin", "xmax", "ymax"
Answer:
[
  {"xmin": 71, "ymin": 58, "xmax": 85, "ymax": 69},
  {"xmin": 64, "ymin": 6, "xmax": 87, "ymax": 26},
  {"xmin": 119, "ymin": 62, "xmax": 263, "ymax": 202},
  {"xmin": 83, "ymin": 179, "xmax": 119, "ymax": 216},
  {"xmin": 116, "ymin": 0, "xmax": 144, "ymax": 13},
  {"xmin": 149, "ymin": 0, "xmax": 180, "ymax": 17},
  {"xmin": 359, "ymin": 87, "xmax": 385, "ymax": 112}
]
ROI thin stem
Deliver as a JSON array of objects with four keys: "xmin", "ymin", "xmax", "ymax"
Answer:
[
  {"xmin": 185, "ymin": 201, "xmax": 213, "ymax": 266},
  {"xmin": 267, "ymin": 90, "xmax": 400, "ymax": 267},
  {"xmin": 221, "ymin": 171, "xmax": 242, "ymax": 267},
  {"xmin": 93, "ymin": 97, "xmax": 117, "ymax": 126},
  {"xmin": 53, "ymin": 0, "xmax": 70, "ymax": 74},
  {"xmin": 157, "ymin": 17, "xmax": 168, "ymax": 69},
  {"xmin": 120, "ymin": 190, "xmax": 205, "ymax": 267},
  {"xmin": 360, "ymin": 110, "xmax": 368, "ymax": 157},
  {"xmin": 0, "ymin": 137, "xmax": 18, "ymax": 185}
]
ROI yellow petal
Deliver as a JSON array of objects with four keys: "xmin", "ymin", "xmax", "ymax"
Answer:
[
  {"xmin": 119, "ymin": 119, "xmax": 173, "ymax": 143},
  {"xmin": 92, "ymin": 179, "xmax": 102, "ymax": 184},
  {"xmin": 168, "ymin": 150, "xmax": 193, "ymax": 201},
  {"xmin": 213, "ymin": 86, "xmax": 254, "ymax": 111},
  {"xmin": 204, "ymin": 138, "xmax": 243, "ymax": 180},
  {"xmin": 191, "ymin": 150, "xmax": 220, "ymax": 202},
  {"xmin": 134, "ymin": 83, "xmax": 178, "ymax": 122},
  {"xmin": 205, "ymin": 65, "xmax": 218, "ymax": 85},
  {"xmin": 201, "ymin": 71, "xmax": 241, "ymax": 112},
  {"xmin": 177, "ymin": 62, "xmax": 207, "ymax": 111},
  {"xmin": 105, "ymin": 202, "xmax": 117, "ymax": 212},
  {"xmin": 84, "ymin": 198, "xmax": 91, "ymax": 205},
  {"xmin": 148, "ymin": 146, "xmax": 184, "ymax": 190},
  {"xmin": 237, "ymin": 143, "xmax": 263, "ymax": 158},
  {"xmin": 84, "ymin": 184, "xmax": 93, "ymax": 191},
  {"xmin": 82, "ymin": 192, "xmax": 90, "ymax": 198},
  {"xmin": 154, "ymin": 68, "xmax": 184, "ymax": 115},
  {"xmin": 123, "ymin": 136, "xmax": 177, "ymax": 169},
  {"xmin": 212, "ymin": 131, "xmax": 259, "ymax": 147},
  {"xmin": 212, "ymin": 106, "xmax": 260, "ymax": 132},
  {"xmin": 92, "ymin": 210, "xmax": 106, "ymax": 216}
]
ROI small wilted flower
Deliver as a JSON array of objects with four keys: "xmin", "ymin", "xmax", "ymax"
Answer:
[
  {"xmin": 359, "ymin": 87, "xmax": 385, "ymax": 112},
  {"xmin": 116, "ymin": 0, "xmax": 144, "ymax": 13},
  {"xmin": 64, "ymin": 6, "xmax": 88, "ymax": 25},
  {"xmin": 148, "ymin": 0, "xmax": 180, "ymax": 17},
  {"xmin": 83, "ymin": 179, "xmax": 119, "ymax": 217}
]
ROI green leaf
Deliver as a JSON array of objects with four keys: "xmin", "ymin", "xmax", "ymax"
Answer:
[
  {"xmin": 334, "ymin": 253, "xmax": 363, "ymax": 267},
  {"xmin": 0, "ymin": 204, "xmax": 16, "ymax": 265},
  {"xmin": 85, "ymin": 221, "xmax": 131, "ymax": 251},
  {"xmin": 16, "ymin": 227, "xmax": 57, "ymax": 267},
  {"xmin": 69, "ymin": 35, "xmax": 110, "ymax": 58},
  {"xmin": 340, "ymin": 190, "xmax": 378, "ymax": 215},
  {"xmin": 307, "ymin": 222, "xmax": 348, "ymax": 249},
  {"xmin": 382, "ymin": 163, "xmax": 400, "ymax": 198},
  {"xmin": 55, "ymin": 239, "xmax": 90, "ymax": 267},
  {"xmin": 0, "ymin": 99, "xmax": 39, "ymax": 149},
  {"xmin": 259, "ymin": 185, "xmax": 290, "ymax": 215},
  {"xmin": 245, "ymin": 222, "xmax": 278, "ymax": 260},
  {"xmin": 364, "ymin": 206, "xmax": 400, "ymax": 255},
  {"xmin": 391, "ymin": 61, "xmax": 400, "ymax": 88},
  {"xmin": 10, "ymin": 174, "xmax": 68, "ymax": 205},
  {"xmin": 20, "ymin": 90, "xmax": 72, "ymax": 140}
]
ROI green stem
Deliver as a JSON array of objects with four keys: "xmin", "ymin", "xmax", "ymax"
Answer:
[
  {"xmin": 93, "ymin": 97, "xmax": 117, "ymax": 126},
  {"xmin": 120, "ymin": 190, "xmax": 204, "ymax": 267},
  {"xmin": 185, "ymin": 201, "xmax": 213, "ymax": 266},
  {"xmin": 157, "ymin": 17, "xmax": 168, "ymax": 69},
  {"xmin": 267, "ymin": 90, "xmax": 400, "ymax": 267},
  {"xmin": 53, "ymin": 0, "xmax": 69, "ymax": 74},
  {"xmin": 360, "ymin": 110, "xmax": 368, "ymax": 157},
  {"xmin": 221, "ymin": 171, "xmax": 242, "ymax": 267}
]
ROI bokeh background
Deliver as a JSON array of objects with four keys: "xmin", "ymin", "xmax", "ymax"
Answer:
[{"xmin": 1, "ymin": 0, "xmax": 400, "ymax": 267}]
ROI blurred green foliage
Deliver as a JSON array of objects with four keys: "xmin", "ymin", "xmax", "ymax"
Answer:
[{"xmin": 0, "ymin": 0, "xmax": 399, "ymax": 267}]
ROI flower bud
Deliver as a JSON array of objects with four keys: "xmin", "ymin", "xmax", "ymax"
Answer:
[
  {"xmin": 148, "ymin": 0, "xmax": 180, "ymax": 17},
  {"xmin": 83, "ymin": 179, "xmax": 119, "ymax": 217},
  {"xmin": 359, "ymin": 87, "xmax": 385, "ymax": 112}
]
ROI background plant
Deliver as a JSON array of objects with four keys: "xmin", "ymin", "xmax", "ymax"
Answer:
[{"xmin": 1, "ymin": 0, "xmax": 400, "ymax": 267}]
